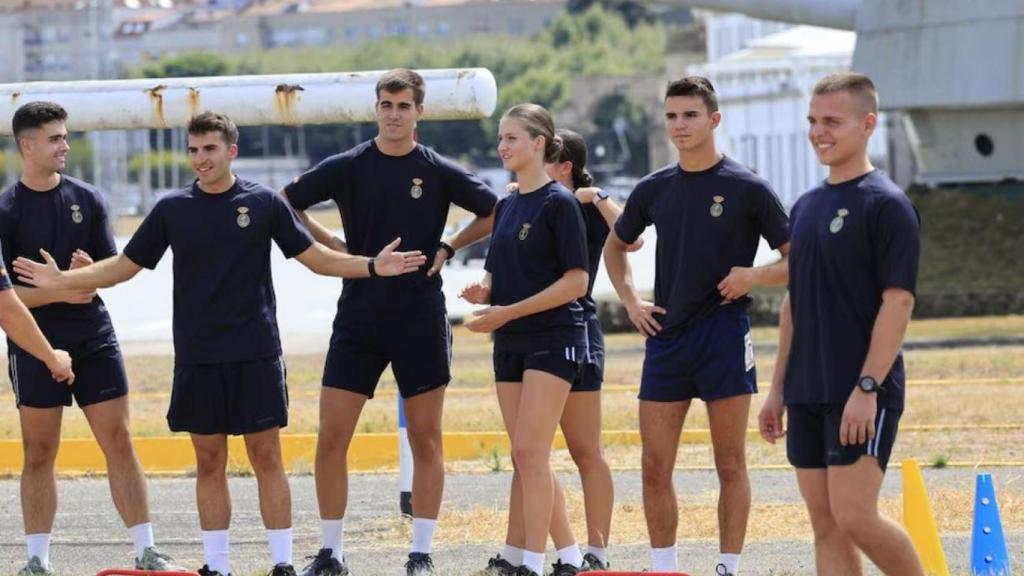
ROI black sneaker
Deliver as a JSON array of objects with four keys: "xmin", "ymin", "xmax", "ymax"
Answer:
[
  {"xmin": 405, "ymin": 553, "xmax": 435, "ymax": 576},
  {"xmin": 549, "ymin": 560, "xmax": 583, "ymax": 576},
  {"xmin": 512, "ymin": 567, "xmax": 539, "ymax": 576},
  {"xmin": 715, "ymin": 564, "xmax": 734, "ymax": 576},
  {"xmin": 582, "ymin": 553, "xmax": 607, "ymax": 571},
  {"xmin": 473, "ymin": 554, "xmax": 517, "ymax": 576},
  {"xmin": 197, "ymin": 565, "xmax": 230, "ymax": 576},
  {"xmin": 268, "ymin": 564, "xmax": 297, "ymax": 576},
  {"xmin": 300, "ymin": 549, "xmax": 349, "ymax": 576}
]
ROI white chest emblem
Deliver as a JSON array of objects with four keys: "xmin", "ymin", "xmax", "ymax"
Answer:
[
  {"xmin": 710, "ymin": 196, "xmax": 725, "ymax": 218},
  {"xmin": 70, "ymin": 204, "xmax": 83, "ymax": 224},
  {"xmin": 829, "ymin": 208, "xmax": 849, "ymax": 234},
  {"xmin": 410, "ymin": 178, "xmax": 424, "ymax": 199},
  {"xmin": 518, "ymin": 223, "xmax": 531, "ymax": 241},
  {"xmin": 237, "ymin": 206, "xmax": 251, "ymax": 228}
]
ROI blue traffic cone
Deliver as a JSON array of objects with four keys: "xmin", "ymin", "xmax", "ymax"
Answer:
[{"xmin": 971, "ymin": 473, "xmax": 1011, "ymax": 576}]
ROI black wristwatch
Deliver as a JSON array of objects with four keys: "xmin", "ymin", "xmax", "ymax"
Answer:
[
  {"xmin": 439, "ymin": 241, "xmax": 456, "ymax": 260},
  {"xmin": 367, "ymin": 257, "xmax": 378, "ymax": 278},
  {"xmin": 594, "ymin": 189, "xmax": 610, "ymax": 203},
  {"xmin": 857, "ymin": 375, "xmax": 883, "ymax": 393}
]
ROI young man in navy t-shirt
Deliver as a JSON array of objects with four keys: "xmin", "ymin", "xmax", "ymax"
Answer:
[
  {"xmin": 605, "ymin": 77, "xmax": 790, "ymax": 576},
  {"xmin": 282, "ymin": 68, "xmax": 497, "ymax": 576},
  {"xmin": 758, "ymin": 73, "xmax": 924, "ymax": 576},
  {"xmin": 1, "ymin": 102, "xmax": 180, "ymax": 575},
  {"xmin": 14, "ymin": 112, "xmax": 426, "ymax": 576}
]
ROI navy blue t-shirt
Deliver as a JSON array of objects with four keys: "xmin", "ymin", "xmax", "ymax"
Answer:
[
  {"xmin": 123, "ymin": 178, "xmax": 314, "ymax": 365},
  {"xmin": 580, "ymin": 203, "xmax": 610, "ymax": 318},
  {"xmin": 284, "ymin": 140, "xmax": 497, "ymax": 322},
  {"xmin": 484, "ymin": 181, "xmax": 589, "ymax": 352},
  {"xmin": 0, "ymin": 176, "xmax": 117, "ymax": 348},
  {"xmin": 0, "ymin": 243, "xmax": 11, "ymax": 292},
  {"xmin": 615, "ymin": 156, "xmax": 790, "ymax": 337},
  {"xmin": 784, "ymin": 170, "xmax": 920, "ymax": 410}
]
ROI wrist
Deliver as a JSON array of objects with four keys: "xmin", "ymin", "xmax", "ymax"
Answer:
[
  {"xmin": 367, "ymin": 257, "xmax": 378, "ymax": 278},
  {"xmin": 439, "ymin": 241, "xmax": 456, "ymax": 260}
]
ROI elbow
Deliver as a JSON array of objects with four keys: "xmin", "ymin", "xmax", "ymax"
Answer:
[
  {"xmin": 569, "ymin": 269, "xmax": 588, "ymax": 299},
  {"xmin": 883, "ymin": 288, "xmax": 915, "ymax": 310}
]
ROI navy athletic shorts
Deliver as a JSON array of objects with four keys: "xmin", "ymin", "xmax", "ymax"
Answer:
[
  {"xmin": 322, "ymin": 312, "xmax": 452, "ymax": 399},
  {"xmin": 168, "ymin": 356, "xmax": 289, "ymax": 435},
  {"xmin": 639, "ymin": 305, "xmax": 756, "ymax": 402},
  {"xmin": 786, "ymin": 402, "xmax": 902, "ymax": 471},
  {"xmin": 9, "ymin": 331, "xmax": 128, "ymax": 409}
]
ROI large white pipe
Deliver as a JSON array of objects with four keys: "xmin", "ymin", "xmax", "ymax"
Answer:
[
  {"xmin": 0, "ymin": 68, "xmax": 498, "ymax": 134},
  {"xmin": 648, "ymin": 0, "xmax": 859, "ymax": 30}
]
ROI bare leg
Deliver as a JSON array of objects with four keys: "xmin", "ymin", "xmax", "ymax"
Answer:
[
  {"xmin": 638, "ymin": 400, "xmax": 688, "ymax": 548},
  {"xmin": 83, "ymin": 396, "xmax": 150, "ymax": 527}
]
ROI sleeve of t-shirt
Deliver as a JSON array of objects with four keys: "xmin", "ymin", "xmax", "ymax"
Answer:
[
  {"xmin": 90, "ymin": 193, "xmax": 119, "ymax": 260},
  {"xmin": 269, "ymin": 192, "xmax": 315, "ymax": 259},
  {"xmin": 0, "ymin": 243, "xmax": 11, "ymax": 292},
  {"xmin": 483, "ymin": 197, "xmax": 507, "ymax": 274},
  {"xmin": 752, "ymin": 180, "xmax": 790, "ymax": 249},
  {"xmin": 549, "ymin": 194, "xmax": 589, "ymax": 274},
  {"xmin": 614, "ymin": 182, "xmax": 650, "ymax": 244},
  {"xmin": 283, "ymin": 154, "xmax": 350, "ymax": 211},
  {"xmin": 0, "ymin": 203, "xmax": 14, "ymax": 284},
  {"xmin": 123, "ymin": 202, "xmax": 170, "ymax": 270},
  {"xmin": 872, "ymin": 193, "xmax": 921, "ymax": 296},
  {"xmin": 439, "ymin": 156, "xmax": 498, "ymax": 217}
]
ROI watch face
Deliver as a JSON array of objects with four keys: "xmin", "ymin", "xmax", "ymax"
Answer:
[
  {"xmin": 596, "ymin": 190, "xmax": 609, "ymax": 200},
  {"xmin": 859, "ymin": 377, "xmax": 878, "ymax": 392}
]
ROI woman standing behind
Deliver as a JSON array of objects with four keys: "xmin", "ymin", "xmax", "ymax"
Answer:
[{"xmin": 461, "ymin": 105, "xmax": 590, "ymax": 576}]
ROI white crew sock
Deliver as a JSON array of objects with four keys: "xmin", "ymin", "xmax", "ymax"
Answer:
[
  {"xmin": 521, "ymin": 550, "xmax": 545, "ymax": 575},
  {"xmin": 587, "ymin": 545, "xmax": 608, "ymax": 564},
  {"xmin": 320, "ymin": 518, "xmax": 344, "ymax": 560},
  {"xmin": 410, "ymin": 518, "xmax": 437, "ymax": 554},
  {"xmin": 650, "ymin": 543, "xmax": 678, "ymax": 571},
  {"xmin": 266, "ymin": 528, "xmax": 292, "ymax": 566},
  {"xmin": 719, "ymin": 553, "xmax": 741, "ymax": 575},
  {"xmin": 556, "ymin": 544, "xmax": 584, "ymax": 567},
  {"xmin": 501, "ymin": 544, "xmax": 524, "ymax": 565},
  {"xmin": 129, "ymin": 523, "xmax": 155, "ymax": 560},
  {"xmin": 201, "ymin": 529, "xmax": 230, "ymax": 575},
  {"xmin": 26, "ymin": 533, "xmax": 51, "ymax": 568}
]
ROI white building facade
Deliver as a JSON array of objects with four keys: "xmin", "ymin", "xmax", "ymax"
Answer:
[{"xmin": 690, "ymin": 15, "xmax": 888, "ymax": 206}]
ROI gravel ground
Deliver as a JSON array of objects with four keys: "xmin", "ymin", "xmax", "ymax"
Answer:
[{"xmin": 0, "ymin": 469, "xmax": 1020, "ymax": 576}]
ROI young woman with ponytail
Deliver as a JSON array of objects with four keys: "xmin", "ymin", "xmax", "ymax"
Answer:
[{"xmin": 460, "ymin": 105, "xmax": 589, "ymax": 576}]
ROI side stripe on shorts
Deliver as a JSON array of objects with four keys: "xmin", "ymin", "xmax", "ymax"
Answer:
[
  {"xmin": 868, "ymin": 408, "xmax": 888, "ymax": 457},
  {"xmin": 9, "ymin": 353, "xmax": 19, "ymax": 407}
]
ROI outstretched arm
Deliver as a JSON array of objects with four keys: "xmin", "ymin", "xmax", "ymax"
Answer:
[
  {"xmin": 14, "ymin": 251, "xmax": 142, "ymax": 291},
  {"xmin": 295, "ymin": 237, "xmax": 425, "ymax": 278}
]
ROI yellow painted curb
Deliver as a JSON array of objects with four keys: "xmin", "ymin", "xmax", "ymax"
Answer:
[{"xmin": 0, "ymin": 424, "xmax": 1020, "ymax": 475}]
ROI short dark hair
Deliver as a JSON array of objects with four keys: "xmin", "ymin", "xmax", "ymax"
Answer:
[
  {"xmin": 188, "ymin": 111, "xmax": 238, "ymax": 146},
  {"xmin": 376, "ymin": 68, "xmax": 426, "ymax": 105},
  {"xmin": 12, "ymin": 101, "xmax": 68, "ymax": 139},
  {"xmin": 665, "ymin": 76, "xmax": 718, "ymax": 113},
  {"xmin": 813, "ymin": 72, "xmax": 879, "ymax": 115}
]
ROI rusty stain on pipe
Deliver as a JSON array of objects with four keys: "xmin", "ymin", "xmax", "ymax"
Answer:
[
  {"xmin": 186, "ymin": 87, "xmax": 201, "ymax": 118},
  {"xmin": 274, "ymin": 84, "xmax": 304, "ymax": 125},
  {"xmin": 146, "ymin": 84, "xmax": 168, "ymax": 128}
]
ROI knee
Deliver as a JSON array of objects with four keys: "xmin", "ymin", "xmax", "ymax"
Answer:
[
  {"xmin": 805, "ymin": 506, "xmax": 842, "ymax": 540},
  {"xmin": 22, "ymin": 438, "xmax": 59, "ymax": 471},
  {"xmin": 714, "ymin": 451, "xmax": 748, "ymax": 486},
  {"xmin": 569, "ymin": 444, "xmax": 606, "ymax": 475},
  {"xmin": 247, "ymin": 440, "xmax": 283, "ymax": 473},
  {"xmin": 831, "ymin": 501, "xmax": 875, "ymax": 539},
  {"xmin": 101, "ymin": 426, "xmax": 135, "ymax": 458},
  {"xmin": 194, "ymin": 447, "xmax": 227, "ymax": 478},
  {"xmin": 407, "ymin": 427, "xmax": 442, "ymax": 457},
  {"xmin": 510, "ymin": 442, "xmax": 546, "ymax": 474},
  {"xmin": 641, "ymin": 451, "xmax": 674, "ymax": 488}
]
